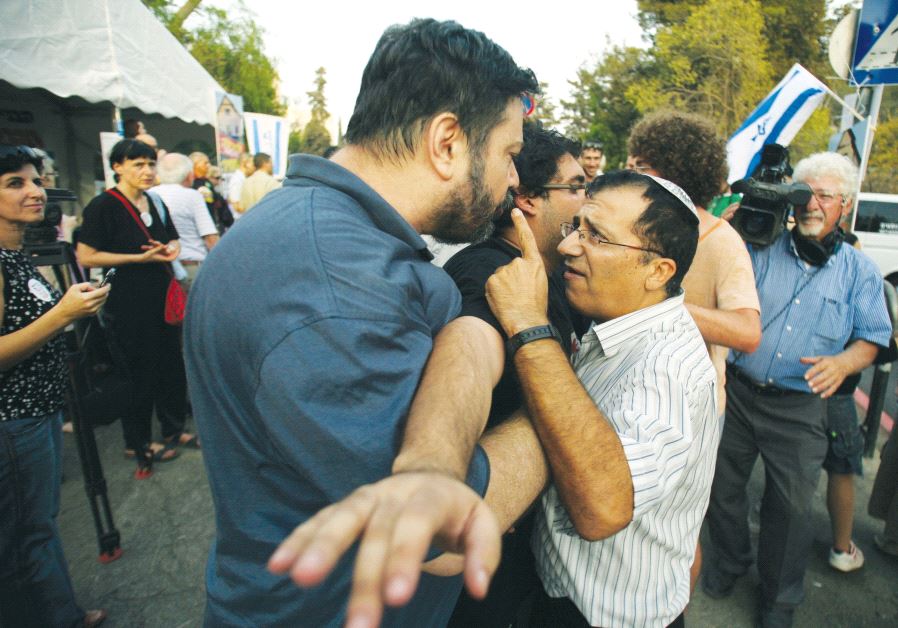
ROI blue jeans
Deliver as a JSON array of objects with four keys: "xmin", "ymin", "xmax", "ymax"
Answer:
[{"xmin": 0, "ymin": 411, "xmax": 84, "ymax": 627}]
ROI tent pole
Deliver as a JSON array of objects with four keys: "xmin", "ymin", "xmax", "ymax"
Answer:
[{"xmin": 112, "ymin": 106, "xmax": 123, "ymax": 135}]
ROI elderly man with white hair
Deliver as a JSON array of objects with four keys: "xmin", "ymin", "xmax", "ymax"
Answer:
[
  {"xmin": 150, "ymin": 153, "xmax": 219, "ymax": 292},
  {"xmin": 703, "ymin": 152, "xmax": 892, "ymax": 628}
]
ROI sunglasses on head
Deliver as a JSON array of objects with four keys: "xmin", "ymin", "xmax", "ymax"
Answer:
[{"xmin": 0, "ymin": 145, "xmax": 40, "ymax": 160}]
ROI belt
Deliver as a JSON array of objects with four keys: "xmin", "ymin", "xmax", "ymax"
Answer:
[
  {"xmin": 180, "ymin": 260, "xmax": 201, "ymax": 266},
  {"xmin": 726, "ymin": 364, "xmax": 805, "ymax": 397}
]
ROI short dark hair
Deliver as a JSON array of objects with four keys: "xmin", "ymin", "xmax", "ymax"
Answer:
[
  {"xmin": 627, "ymin": 110, "xmax": 727, "ymax": 208},
  {"xmin": 0, "ymin": 145, "xmax": 44, "ymax": 177},
  {"xmin": 345, "ymin": 19, "xmax": 538, "ymax": 162},
  {"xmin": 253, "ymin": 152, "xmax": 272, "ymax": 169},
  {"xmin": 494, "ymin": 123, "xmax": 580, "ymax": 229},
  {"xmin": 589, "ymin": 170, "xmax": 698, "ymax": 298},
  {"xmin": 123, "ymin": 119, "xmax": 142, "ymax": 139},
  {"xmin": 108, "ymin": 139, "xmax": 157, "ymax": 168}
]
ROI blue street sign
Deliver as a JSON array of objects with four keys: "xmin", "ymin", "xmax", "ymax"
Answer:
[{"xmin": 852, "ymin": 0, "xmax": 898, "ymax": 85}]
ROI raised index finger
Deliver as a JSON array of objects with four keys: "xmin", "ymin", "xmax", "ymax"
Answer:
[{"xmin": 510, "ymin": 208, "xmax": 540, "ymax": 262}]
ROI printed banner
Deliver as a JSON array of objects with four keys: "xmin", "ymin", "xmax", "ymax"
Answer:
[
  {"xmin": 216, "ymin": 91, "xmax": 245, "ymax": 173},
  {"xmin": 243, "ymin": 112, "xmax": 288, "ymax": 179}
]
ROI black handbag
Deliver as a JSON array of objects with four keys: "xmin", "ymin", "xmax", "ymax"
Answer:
[{"xmin": 77, "ymin": 313, "xmax": 133, "ymax": 426}]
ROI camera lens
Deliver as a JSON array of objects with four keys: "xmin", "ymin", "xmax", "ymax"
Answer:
[{"xmin": 741, "ymin": 211, "xmax": 772, "ymax": 238}]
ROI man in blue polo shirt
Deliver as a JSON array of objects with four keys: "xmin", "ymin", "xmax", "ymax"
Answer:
[
  {"xmin": 702, "ymin": 152, "xmax": 892, "ymax": 628},
  {"xmin": 183, "ymin": 18, "xmax": 538, "ymax": 627}
]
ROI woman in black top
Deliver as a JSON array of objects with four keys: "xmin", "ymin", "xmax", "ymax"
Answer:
[
  {"xmin": 77, "ymin": 139, "xmax": 194, "ymax": 478},
  {"xmin": 0, "ymin": 145, "xmax": 109, "ymax": 627}
]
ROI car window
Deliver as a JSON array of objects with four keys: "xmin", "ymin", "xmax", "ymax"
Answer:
[{"xmin": 856, "ymin": 199, "xmax": 898, "ymax": 234}]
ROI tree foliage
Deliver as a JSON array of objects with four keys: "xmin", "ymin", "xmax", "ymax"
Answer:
[
  {"xmin": 530, "ymin": 82, "xmax": 560, "ymax": 130},
  {"xmin": 562, "ymin": 0, "xmax": 898, "ymax": 176},
  {"xmin": 627, "ymin": 0, "xmax": 774, "ymax": 136},
  {"xmin": 561, "ymin": 46, "xmax": 647, "ymax": 168},
  {"xmin": 289, "ymin": 67, "xmax": 333, "ymax": 156},
  {"xmin": 142, "ymin": 0, "xmax": 284, "ymax": 115}
]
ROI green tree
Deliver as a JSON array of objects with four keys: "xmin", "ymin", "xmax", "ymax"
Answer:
[
  {"xmin": 292, "ymin": 68, "xmax": 333, "ymax": 156},
  {"xmin": 143, "ymin": 0, "xmax": 284, "ymax": 115},
  {"xmin": 561, "ymin": 46, "xmax": 649, "ymax": 168},
  {"xmin": 627, "ymin": 0, "xmax": 775, "ymax": 136},
  {"xmin": 865, "ymin": 114, "xmax": 898, "ymax": 193},
  {"xmin": 531, "ymin": 82, "xmax": 560, "ymax": 130}
]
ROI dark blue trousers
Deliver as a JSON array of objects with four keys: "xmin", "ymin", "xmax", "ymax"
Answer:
[{"xmin": 0, "ymin": 411, "xmax": 84, "ymax": 627}]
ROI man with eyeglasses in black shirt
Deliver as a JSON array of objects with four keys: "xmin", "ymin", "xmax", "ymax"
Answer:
[{"xmin": 442, "ymin": 122, "xmax": 586, "ymax": 627}]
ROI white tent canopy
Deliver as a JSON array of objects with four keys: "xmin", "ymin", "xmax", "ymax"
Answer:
[{"xmin": 0, "ymin": 0, "xmax": 225, "ymax": 126}]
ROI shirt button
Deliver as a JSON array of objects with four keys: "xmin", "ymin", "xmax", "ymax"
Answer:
[
  {"xmin": 786, "ymin": 325, "xmax": 792, "ymax": 332},
  {"xmin": 776, "ymin": 352, "xmax": 782, "ymax": 358},
  {"xmin": 794, "ymin": 298, "xmax": 800, "ymax": 304},
  {"xmin": 768, "ymin": 378, "xmax": 774, "ymax": 383}
]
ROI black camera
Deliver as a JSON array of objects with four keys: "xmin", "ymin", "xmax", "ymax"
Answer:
[
  {"xmin": 23, "ymin": 188, "xmax": 76, "ymax": 246},
  {"xmin": 730, "ymin": 144, "xmax": 812, "ymax": 246}
]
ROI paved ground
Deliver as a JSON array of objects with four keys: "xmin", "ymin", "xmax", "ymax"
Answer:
[{"xmin": 58, "ymin": 407, "xmax": 898, "ymax": 628}]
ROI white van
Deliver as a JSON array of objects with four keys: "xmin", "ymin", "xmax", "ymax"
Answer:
[{"xmin": 852, "ymin": 192, "xmax": 898, "ymax": 288}]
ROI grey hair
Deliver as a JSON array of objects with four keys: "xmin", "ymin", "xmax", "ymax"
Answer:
[
  {"xmin": 792, "ymin": 152, "xmax": 859, "ymax": 198},
  {"xmin": 157, "ymin": 153, "xmax": 194, "ymax": 185}
]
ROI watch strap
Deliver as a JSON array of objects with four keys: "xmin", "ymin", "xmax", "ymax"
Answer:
[{"xmin": 506, "ymin": 324, "xmax": 562, "ymax": 358}]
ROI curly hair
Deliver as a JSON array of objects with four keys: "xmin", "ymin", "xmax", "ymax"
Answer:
[{"xmin": 627, "ymin": 110, "xmax": 727, "ymax": 208}]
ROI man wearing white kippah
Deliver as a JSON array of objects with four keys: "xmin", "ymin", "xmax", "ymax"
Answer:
[{"xmin": 274, "ymin": 170, "xmax": 718, "ymax": 628}]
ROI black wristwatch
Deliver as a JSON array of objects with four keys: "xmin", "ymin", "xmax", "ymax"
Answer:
[{"xmin": 506, "ymin": 324, "xmax": 563, "ymax": 358}]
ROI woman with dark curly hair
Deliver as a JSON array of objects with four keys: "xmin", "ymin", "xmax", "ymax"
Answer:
[{"xmin": 0, "ymin": 144, "xmax": 109, "ymax": 627}]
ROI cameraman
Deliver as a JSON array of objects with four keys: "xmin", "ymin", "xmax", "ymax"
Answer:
[
  {"xmin": 702, "ymin": 152, "xmax": 892, "ymax": 627},
  {"xmin": 0, "ymin": 145, "xmax": 109, "ymax": 627}
]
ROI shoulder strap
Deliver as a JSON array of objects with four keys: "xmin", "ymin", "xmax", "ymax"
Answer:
[
  {"xmin": 145, "ymin": 190, "xmax": 168, "ymax": 226},
  {"xmin": 107, "ymin": 188, "xmax": 153, "ymax": 241},
  {"xmin": 106, "ymin": 189, "xmax": 174, "ymax": 278}
]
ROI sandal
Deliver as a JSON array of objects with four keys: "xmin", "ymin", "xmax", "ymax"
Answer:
[
  {"xmin": 125, "ymin": 442, "xmax": 180, "ymax": 463},
  {"xmin": 134, "ymin": 444, "xmax": 153, "ymax": 480},
  {"xmin": 166, "ymin": 432, "xmax": 201, "ymax": 450}
]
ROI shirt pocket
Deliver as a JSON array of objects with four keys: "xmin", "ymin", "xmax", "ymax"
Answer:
[{"xmin": 813, "ymin": 297, "xmax": 850, "ymax": 354}]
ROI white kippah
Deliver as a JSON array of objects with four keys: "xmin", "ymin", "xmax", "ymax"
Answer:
[{"xmin": 645, "ymin": 175, "xmax": 700, "ymax": 224}]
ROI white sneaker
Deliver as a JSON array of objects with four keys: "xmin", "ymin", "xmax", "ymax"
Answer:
[{"xmin": 829, "ymin": 541, "xmax": 865, "ymax": 572}]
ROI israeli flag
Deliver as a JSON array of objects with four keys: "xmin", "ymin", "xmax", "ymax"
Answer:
[{"xmin": 727, "ymin": 64, "xmax": 830, "ymax": 183}]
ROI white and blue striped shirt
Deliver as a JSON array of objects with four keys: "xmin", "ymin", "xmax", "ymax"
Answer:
[
  {"xmin": 729, "ymin": 231, "xmax": 891, "ymax": 391},
  {"xmin": 534, "ymin": 293, "xmax": 718, "ymax": 628}
]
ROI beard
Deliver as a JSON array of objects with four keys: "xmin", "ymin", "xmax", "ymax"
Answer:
[
  {"xmin": 796, "ymin": 210, "xmax": 825, "ymax": 238},
  {"xmin": 429, "ymin": 149, "xmax": 500, "ymax": 245}
]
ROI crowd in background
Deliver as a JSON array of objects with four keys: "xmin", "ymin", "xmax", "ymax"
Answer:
[{"xmin": 2, "ymin": 17, "xmax": 898, "ymax": 628}]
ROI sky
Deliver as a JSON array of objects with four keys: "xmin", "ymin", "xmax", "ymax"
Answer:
[{"xmin": 202, "ymin": 0, "xmax": 646, "ymax": 129}]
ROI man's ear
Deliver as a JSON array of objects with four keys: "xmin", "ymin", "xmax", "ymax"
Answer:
[
  {"xmin": 514, "ymin": 192, "xmax": 539, "ymax": 217},
  {"xmin": 645, "ymin": 257, "xmax": 677, "ymax": 293},
  {"xmin": 424, "ymin": 112, "xmax": 465, "ymax": 181}
]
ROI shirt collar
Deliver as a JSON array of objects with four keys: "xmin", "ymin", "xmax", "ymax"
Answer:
[
  {"xmin": 284, "ymin": 154, "xmax": 433, "ymax": 261},
  {"xmin": 582, "ymin": 291, "xmax": 686, "ymax": 358}
]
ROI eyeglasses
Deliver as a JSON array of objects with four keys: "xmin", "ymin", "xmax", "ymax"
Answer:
[
  {"xmin": 810, "ymin": 188, "xmax": 844, "ymax": 206},
  {"xmin": 560, "ymin": 219, "xmax": 663, "ymax": 256},
  {"xmin": 626, "ymin": 162, "xmax": 654, "ymax": 174},
  {"xmin": 0, "ymin": 145, "xmax": 40, "ymax": 160},
  {"xmin": 542, "ymin": 182, "xmax": 587, "ymax": 193}
]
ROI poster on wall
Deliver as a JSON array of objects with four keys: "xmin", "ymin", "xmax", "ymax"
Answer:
[
  {"xmin": 216, "ymin": 91, "xmax": 245, "ymax": 173},
  {"xmin": 243, "ymin": 112, "xmax": 288, "ymax": 179}
]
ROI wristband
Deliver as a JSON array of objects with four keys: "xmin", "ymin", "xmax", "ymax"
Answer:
[{"xmin": 506, "ymin": 324, "xmax": 562, "ymax": 358}]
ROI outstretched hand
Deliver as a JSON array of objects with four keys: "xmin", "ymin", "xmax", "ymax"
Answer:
[
  {"xmin": 268, "ymin": 471, "xmax": 500, "ymax": 628},
  {"xmin": 485, "ymin": 208, "xmax": 549, "ymax": 338}
]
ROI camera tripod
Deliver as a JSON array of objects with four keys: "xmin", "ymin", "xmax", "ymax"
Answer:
[{"xmin": 24, "ymin": 240, "xmax": 122, "ymax": 563}]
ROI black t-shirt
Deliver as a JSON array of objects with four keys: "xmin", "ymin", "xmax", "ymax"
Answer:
[
  {"xmin": 444, "ymin": 236, "xmax": 578, "ymax": 429},
  {"xmin": 79, "ymin": 190, "xmax": 179, "ymax": 317}
]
